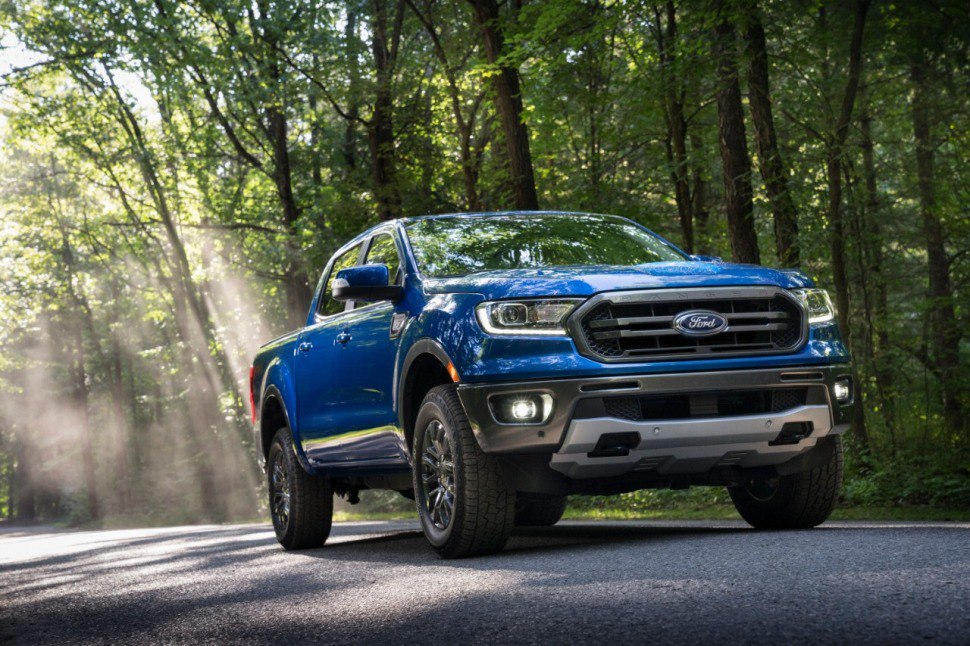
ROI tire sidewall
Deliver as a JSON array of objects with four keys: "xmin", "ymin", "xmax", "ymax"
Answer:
[
  {"xmin": 740, "ymin": 476, "xmax": 792, "ymax": 506},
  {"xmin": 729, "ymin": 436, "xmax": 843, "ymax": 529},
  {"xmin": 267, "ymin": 431, "xmax": 296, "ymax": 544},
  {"xmin": 413, "ymin": 396, "xmax": 463, "ymax": 548}
]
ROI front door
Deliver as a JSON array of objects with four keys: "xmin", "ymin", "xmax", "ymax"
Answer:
[
  {"xmin": 326, "ymin": 232, "xmax": 409, "ymax": 466},
  {"xmin": 294, "ymin": 242, "xmax": 362, "ymax": 465},
  {"xmin": 325, "ymin": 303, "xmax": 404, "ymax": 463}
]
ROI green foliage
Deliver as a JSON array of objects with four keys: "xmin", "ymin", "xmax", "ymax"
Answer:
[
  {"xmin": 569, "ymin": 487, "xmax": 730, "ymax": 516},
  {"xmin": 0, "ymin": 0, "xmax": 966, "ymax": 525},
  {"xmin": 843, "ymin": 455, "xmax": 970, "ymax": 508}
]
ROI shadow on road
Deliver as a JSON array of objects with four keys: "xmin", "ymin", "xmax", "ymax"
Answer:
[
  {"xmin": 2, "ymin": 520, "xmax": 967, "ymax": 645},
  {"xmin": 302, "ymin": 521, "xmax": 753, "ymax": 567}
]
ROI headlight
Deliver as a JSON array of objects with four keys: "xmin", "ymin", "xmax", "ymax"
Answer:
[
  {"xmin": 792, "ymin": 288, "xmax": 836, "ymax": 324},
  {"xmin": 476, "ymin": 299, "xmax": 581, "ymax": 336}
]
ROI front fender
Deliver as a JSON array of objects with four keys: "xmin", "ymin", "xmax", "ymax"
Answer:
[
  {"xmin": 393, "ymin": 292, "xmax": 484, "ymax": 379},
  {"xmin": 401, "ymin": 293, "xmax": 485, "ymax": 376}
]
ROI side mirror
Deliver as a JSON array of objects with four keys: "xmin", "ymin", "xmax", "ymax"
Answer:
[
  {"xmin": 333, "ymin": 264, "xmax": 403, "ymax": 303},
  {"xmin": 690, "ymin": 254, "xmax": 723, "ymax": 263}
]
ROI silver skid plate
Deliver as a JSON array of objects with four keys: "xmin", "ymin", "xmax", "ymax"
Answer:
[{"xmin": 550, "ymin": 405, "xmax": 836, "ymax": 479}]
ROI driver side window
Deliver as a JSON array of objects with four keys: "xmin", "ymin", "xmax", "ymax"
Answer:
[{"xmin": 317, "ymin": 244, "xmax": 361, "ymax": 318}]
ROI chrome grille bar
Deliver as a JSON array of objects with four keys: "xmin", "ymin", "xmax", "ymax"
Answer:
[{"xmin": 568, "ymin": 286, "xmax": 807, "ymax": 363}]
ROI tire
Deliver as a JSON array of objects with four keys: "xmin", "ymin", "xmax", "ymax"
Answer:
[
  {"xmin": 514, "ymin": 493, "xmax": 568, "ymax": 527},
  {"xmin": 729, "ymin": 436, "xmax": 843, "ymax": 529},
  {"xmin": 267, "ymin": 427, "xmax": 333, "ymax": 550},
  {"xmin": 412, "ymin": 384, "xmax": 514, "ymax": 558}
]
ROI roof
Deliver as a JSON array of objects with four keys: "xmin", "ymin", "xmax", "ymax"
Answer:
[{"xmin": 399, "ymin": 210, "xmax": 627, "ymax": 224}]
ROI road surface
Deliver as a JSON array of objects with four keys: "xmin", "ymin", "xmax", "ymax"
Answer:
[{"xmin": 1, "ymin": 519, "xmax": 968, "ymax": 644}]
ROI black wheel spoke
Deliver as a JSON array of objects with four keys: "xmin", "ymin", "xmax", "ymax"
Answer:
[
  {"xmin": 270, "ymin": 458, "xmax": 291, "ymax": 528},
  {"xmin": 421, "ymin": 419, "xmax": 456, "ymax": 531}
]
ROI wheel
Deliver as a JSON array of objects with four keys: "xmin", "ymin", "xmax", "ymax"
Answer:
[
  {"xmin": 729, "ymin": 436, "xmax": 843, "ymax": 529},
  {"xmin": 413, "ymin": 384, "xmax": 514, "ymax": 558},
  {"xmin": 267, "ymin": 427, "xmax": 333, "ymax": 550},
  {"xmin": 514, "ymin": 493, "xmax": 568, "ymax": 526}
]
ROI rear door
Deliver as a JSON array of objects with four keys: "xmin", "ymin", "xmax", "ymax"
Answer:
[
  {"xmin": 326, "ymin": 231, "xmax": 409, "ymax": 465},
  {"xmin": 294, "ymin": 242, "xmax": 362, "ymax": 465}
]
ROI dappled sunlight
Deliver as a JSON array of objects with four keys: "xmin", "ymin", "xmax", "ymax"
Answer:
[
  {"xmin": 2, "ymin": 521, "xmax": 967, "ymax": 643},
  {"xmin": 0, "ymin": 0, "xmax": 966, "ymax": 535},
  {"xmin": 0, "ymin": 216, "xmax": 266, "ymax": 524}
]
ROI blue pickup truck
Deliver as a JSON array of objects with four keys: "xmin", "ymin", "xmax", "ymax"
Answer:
[{"xmin": 250, "ymin": 212, "xmax": 854, "ymax": 558}]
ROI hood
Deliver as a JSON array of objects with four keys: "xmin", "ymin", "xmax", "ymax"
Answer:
[{"xmin": 422, "ymin": 261, "xmax": 813, "ymax": 300}]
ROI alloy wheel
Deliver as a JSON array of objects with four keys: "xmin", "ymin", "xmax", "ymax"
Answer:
[
  {"xmin": 271, "ymin": 457, "xmax": 292, "ymax": 529},
  {"xmin": 420, "ymin": 420, "xmax": 456, "ymax": 530}
]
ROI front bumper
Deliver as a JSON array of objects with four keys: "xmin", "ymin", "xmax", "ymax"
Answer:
[{"xmin": 457, "ymin": 364, "xmax": 855, "ymax": 479}]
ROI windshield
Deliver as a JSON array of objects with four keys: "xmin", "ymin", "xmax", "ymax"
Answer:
[{"xmin": 404, "ymin": 214, "xmax": 686, "ymax": 278}]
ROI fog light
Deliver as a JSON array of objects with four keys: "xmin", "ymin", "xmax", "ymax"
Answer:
[
  {"xmin": 833, "ymin": 378, "xmax": 852, "ymax": 403},
  {"xmin": 510, "ymin": 399, "xmax": 537, "ymax": 420},
  {"xmin": 489, "ymin": 393, "xmax": 553, "ymax": 424}
]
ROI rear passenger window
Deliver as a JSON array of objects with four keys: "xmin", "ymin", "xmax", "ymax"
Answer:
[
  {"xmin": 317, "ymin": 244, "xmax": 361, "ymax": 317},
  {"xmin": 365, "ymin": 234, "xmax": 403, "ymax": 285}
]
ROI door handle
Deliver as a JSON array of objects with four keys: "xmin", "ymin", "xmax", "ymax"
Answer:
[
  {"xmin": 335, "ymin": 331, "xmax": 352, "ymax": 345},
  {"xmin": 298, "ymin": 341, "xmax": 313, "ymax": 353}
]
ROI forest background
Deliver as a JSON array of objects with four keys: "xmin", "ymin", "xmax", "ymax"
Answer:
[{"xmin": 0, "ymin": 0, "xmax": 966, "ymax": 525}]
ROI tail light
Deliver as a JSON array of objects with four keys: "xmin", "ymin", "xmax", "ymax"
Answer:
[{"xmin": 249, "ymin": 366, "xmax": 257, "ymax": 425}]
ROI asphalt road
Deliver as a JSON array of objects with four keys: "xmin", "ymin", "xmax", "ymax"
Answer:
[{"xmin": 1, "ymin": 519, "xmax": 968, "ymax": 645}]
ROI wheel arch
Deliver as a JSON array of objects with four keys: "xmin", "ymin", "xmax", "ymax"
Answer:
[
  {"xmin": 398, "ymin": 339, "xmax": 457, "ymax": 455},
  {"xmin": 257, "ymin": 382, "xmax": 315, "ymax": 474},
  {"xmin": 260, "ymin": 387, "xmax": 290, "ymax": 461}
]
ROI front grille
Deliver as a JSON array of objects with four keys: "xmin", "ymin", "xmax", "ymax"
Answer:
[
  {"xmin": 573, "ymin": 287, "xmax": 805, "ymax": 362},
  {"xmin": 603, "ymin": 388, "xmax": 808, "ymax": 422}
]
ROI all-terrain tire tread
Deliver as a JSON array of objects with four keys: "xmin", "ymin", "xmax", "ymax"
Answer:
[
  {"xmin": 729, "ymin": 436, "xmax": 843, "ymax": 530},
  {"xmin": 418, "ymin": 385, "xmax": 514, "ymax": 558},
  {"xmin": 271, "ymin": 429, "xmax": 333, "ymax": 550}
]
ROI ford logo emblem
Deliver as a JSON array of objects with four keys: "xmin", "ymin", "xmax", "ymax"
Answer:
[{"xmin": 673, "ymin": 310, "xmax": 728, "ymax": 337}]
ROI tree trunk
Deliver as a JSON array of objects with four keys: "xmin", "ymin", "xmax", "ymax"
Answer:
[
  {"xmin": 468, "ymin": 0, "xmax": 539, "ymax": 210},
  {"xmin": 150, "ymin": 0, "xmax": 311, "ymax": 325},
  {"xmin": 269, "ymin": 107, "xmax": 313, "ymax": 321},
  {"xmin": 162, "ymin": 272, "xmax": 226, "ymax": 521},
  {"xmin": 827, "ymin": 153, "xmax": 849, "ymax": 331},
  {"xmin": 71, "ymin": 326, "xmax": 100, "ymax": 521},
  {"xmin": 711, "ymin": 1, "xmax": 760, "ymax": 264},
  {"xmin": 689, "ymin": 101, "xmax": 711, "ymax": 255},
  {"xmin": 859, "ymin": 100, "xmax": 895, "ymax": 440},
  {"xmin": 343, "ymin": 9, "xmax": 360, "ymax": 172},
  {"xmin": 14, "ymin": 435, "xmax": 34, "ymax": 521},
  {"xmin": 101, "ymin": 73, "xmax": 247, "ymax": 423},
  {"xmin": 582, "ymin": 13, "xmax": 608, "ymax": 207},
  {"xmin": 369, "ymin": 0, "xmax": 404, "ymax": 221},
  {"xmin": 51, "ymin": 195, "xmax": 101, "ymax": 520},
  {"xmin": 406, "ymin": 0, "xmax": 485, "ymax": 210},
  {"xmin": 826, "ymin": 0, "xmax": 867, "ymax": 335},
  {"xmin": 108, "ymin": 330, "xmax": 133, "ymax": 511},
  {"xmin": 825, "ymin": 0, "xmax": 870, "ymax": 449},
  {"xmin": 259, "ymin": 9, "xmax": 312, "ymax": 323},
  {"xmin": 655, "ymin": 2, "xmax": 693, "ymax": 252},
  {"xmin": 743, "ymin": 7, "xmax": 798, "ymax": 266},
  {"xmin": 910, "ymin": 57, "xmax": 965, "ymax": 435},
  {"xmin": 5, "ymin": 446, "xmax": 13, "ymax": 519}
]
